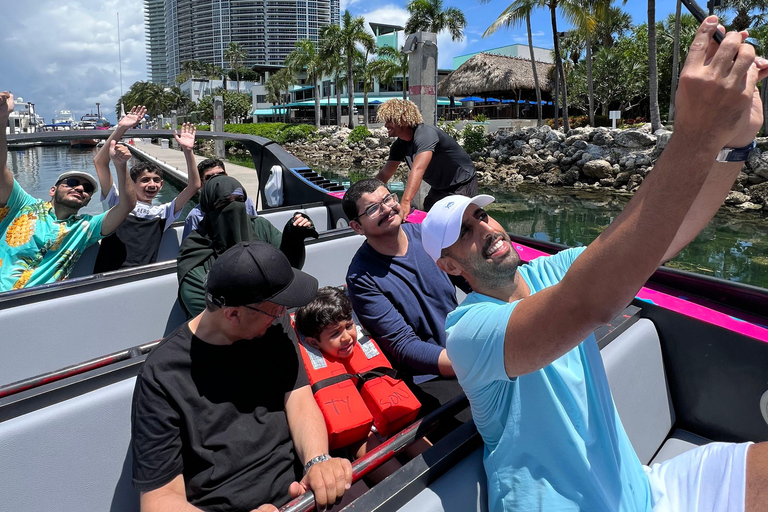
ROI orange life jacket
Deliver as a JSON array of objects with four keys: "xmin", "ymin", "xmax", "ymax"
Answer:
[{"xmin": 296, "ymin": 325, "xmax": 421, "ymax": 450}]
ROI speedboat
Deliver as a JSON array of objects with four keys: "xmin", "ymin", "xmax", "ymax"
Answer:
[
  {"xmin": 70, "ymin": 112, "xmax": 111, "ymax": 148},
  {"xmin": 2, "ymin": 130, "xmax": 767, "ymax": 512}
]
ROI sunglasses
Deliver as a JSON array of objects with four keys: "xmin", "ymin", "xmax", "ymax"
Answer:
[
  {"xmin": 58, "ymin": 177, "xmax": 95, "ymax": 194},
  {"xmin": 243, "ymin": 303, "xmax": 286, "ymax": 320},
  {"xmin": 353, "ymin": 193, "xmax": 398, "ymax": 221}
]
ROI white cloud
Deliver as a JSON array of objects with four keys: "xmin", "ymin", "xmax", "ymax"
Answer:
[{"xmin": 0, "ymin": 0, "xmax": 147, "ymax": 123}]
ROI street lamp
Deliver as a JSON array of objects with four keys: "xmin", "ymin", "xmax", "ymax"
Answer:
[{"xmin": 96, "ymin": 102, "xmax": 100, "ymax": 119}]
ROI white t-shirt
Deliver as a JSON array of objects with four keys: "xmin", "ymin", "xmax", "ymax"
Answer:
[{"xmin": 103, "ymin": 183, "xmax": 179, "ymax": 231}]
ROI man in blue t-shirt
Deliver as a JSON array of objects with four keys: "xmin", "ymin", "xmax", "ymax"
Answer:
[
  {"xmin": 343, "ymin": 178, "xmax": 469, "ymax": 425},
  {"xmin": 421, "ymin": 20, "xmax": 768, "ymax": 512}
]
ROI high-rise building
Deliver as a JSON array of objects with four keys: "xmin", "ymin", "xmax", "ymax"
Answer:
[{"xmin": 145, "ymin": 0, "xmax": 340, "ymax": 85}]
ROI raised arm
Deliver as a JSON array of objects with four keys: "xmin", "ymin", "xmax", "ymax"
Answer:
[
  {"xmin": 284, "ymin": 385, "xmax": 352, "ymax": 510},
  {"xmin": 501, "ymin": 21, "xmax": 768, "ymax": 377},
  {"xmin": 399, "ymin": 151, "xmax": 432, "ymax": 219},
  {"xmin": 0, "ymin": 92, "xmax": 15, "ymax": 205},
  {"xmin": 101, "ymin": 141, "xmax": 137, "ymax": 235},
  {"xmin": 172, "ymin": 123, "xmax": 201, "ymax": 214},
  {"xmin": 93, "ymin": 105, "xmax": 146, "ymax": 198},
  {"xmin": 375, "ymin": 160, "xmax": 400, "ymax": 185}
]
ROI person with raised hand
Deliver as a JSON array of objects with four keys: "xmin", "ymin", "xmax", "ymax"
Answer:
[
  {"xmin": 421, "ymin": 19, "xmax": 768, "ymax": 512},
  {"xmin": 0, "ymin": 91, "xmax": 135, "ymax": 290},
  {"xmin": 93, "ymin": 118, "xmax": 202, "ymax": 271}
]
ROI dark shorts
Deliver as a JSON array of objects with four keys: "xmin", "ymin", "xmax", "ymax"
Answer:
[
  {"xmin": 407, "ymin": 377, "xmax": 471, "ymax": 442},
  {"xmin": 424, "ymin": 175, "xmax": 479, "ymax": 212}
]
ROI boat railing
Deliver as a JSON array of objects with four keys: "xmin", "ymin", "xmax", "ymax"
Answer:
[
  {"xmin": 0, "ymin": 339, "xmax": 160, "ymax": 400},
  {"xmin": 279, "ymin": 394, "xmax": 470, "ymax": 512}
]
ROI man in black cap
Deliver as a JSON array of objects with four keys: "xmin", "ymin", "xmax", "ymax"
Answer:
[{"xmin": 131, "ymin": 241, "xmax": 353, "ymax": 512}]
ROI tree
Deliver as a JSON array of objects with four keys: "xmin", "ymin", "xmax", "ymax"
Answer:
[
  {"xmin": 164, "ymin": 86, "xmax": 192, "ymax": 116},
  {"xmin": 668, "ymin": 0, "xmax": 682, "ymax": 122},
  {"xmin": 648, "ymin": 0, "xmax": 662, "ymax": 131},
  {"xmin": 320, "ymin": 24, "xmax": 345, "ymax": 126},
  {"xmin": 405, "ymin": 0, "xmax": 467, "ymax": 41},
  {"xmin": 285, "ymin": 39, "xmax": 326, "ymax": 128},
  {"xmin": 378, "ymin": 45, "xmax": 410, "ymax": 100},
  {"xmin": 594, "ymin": 5, "xmax": 632, "ymax": 48},
  {"xmin": 715, "ymin": 0, "xmax": 768, "ymax": 31},
  {"xmin": 225, "ymin": 42, "xmax": 248, "ymax": 92},
  {"xmin": 337, "ymin": 10, "xmax": 375, "ymax": 129},
  {"xmin": 265, "ymin": 68, "xmax": 293, "ymax": 123},
  {"xmin": 482, "ymin": 0, "xmax": 545, "ymax": 126},
  {"xmin": 539, "ymin": 0, "xmax": 592, "ymax": 132},
  {"xmin": 196, "ymin": 88, "xmax": 252, "ymax": 123},
  {"xmin": 116, "ymin": 81, "xmax": 167, "ymax": 118}
]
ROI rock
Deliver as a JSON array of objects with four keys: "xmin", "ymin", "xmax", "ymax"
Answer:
[
  {"xmin": 615, "ymin": 171, "xmax": 633, "ymax": 185},
  {"xmin": 655, "ymin": 129, "xmax": 673, "ymax": 150},
  {"xmin": 737, "ymin": 201, "xmax": 763, "ymax": 211},
  {"xmin": 615, "ymin": 129, "xmax": 657, "ymax": 148},
  {"xmin": 747, "ymin": 182, "xmax": 768, "ymax": 203},
  {"xmin": 628, "ymin": 174, "xmax": 644, "ymax": 190},
  {"xmin": 591, "ymin": 130, "xmax": 613, "ymax": 146},
  {"xmin": 364, "ymin": 137, "xmax": 379, "ymax": 149},
  {"xmin": 725, "ymin": 191, "xmax": 751, "ymax": 205},
  {"xmin": 538, "ymin": 171, "xmax": 562, "ymax": 186},
  {"xmin": 599, "ymin": 177, "xmax": 616, "ymax": 187},
  {"xmin": 582, "ymin": 159, "xmax": 613, "ymax": 179},
  {"xmin": 328, "ymin": 138, "xmax": 341, "ymax": 148}
]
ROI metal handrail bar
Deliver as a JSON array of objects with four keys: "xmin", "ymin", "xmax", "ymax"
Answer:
[
  {"xmin": 279, "ymin": 394, "xmax": 470, "ymax": 512},
  {"xmin": 0, "ymin": 340, "xmax": 159, "ymax": 399}
]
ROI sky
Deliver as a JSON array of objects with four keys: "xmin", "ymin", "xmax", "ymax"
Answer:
[{"xmin": 0, "ymin": 0, "xmax": 681, "ymax": 125}]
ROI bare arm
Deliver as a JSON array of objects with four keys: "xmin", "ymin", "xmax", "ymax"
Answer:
[
  {"xmin": 173, "ymin": 123, "xmax": 201, "ymax": 214},
  {"xmin": 399, "ymin": 151, "xmax": 432, "ymax": 218},
  {"xmin": 502, "ymin": 22, "xmax": 767, "ymax": 377},
  {"xmin": 375, "ymin": 160, "xmax": 400, "ymax": 184},
  {"xmin": 93, "ymin": 105, "xmax": 146, "ymax": 198},
  {"xmin": 285, "ymin": 385, "xmax": 352, "ymax": 509},
  {"xmin": 101, "ymin": 141, "xmax": 137, "ymax": 236},
  {"xmin": 140, "ymin": 475, "xmax": 202, "ymax": 512},
  {"xmin": 437, "ymin": 348, "xmax": 456, "ymax": 377},
  {"xmin": 0, "ymin": 92, "xmax": 15, "ymax": 205}
]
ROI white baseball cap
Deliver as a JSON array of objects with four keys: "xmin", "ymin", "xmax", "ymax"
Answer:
[{"xmin": 422, "ymin": 194, "xmax": 495, "ymax": 262}]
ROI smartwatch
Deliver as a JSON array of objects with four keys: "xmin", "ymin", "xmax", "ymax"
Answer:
[
  {"xmin": 716, "ymin": 140, "xmax": 756, "ymax": 162},
  {"xmin": 303, "ymin": 453, "xmax": 330, "ymax": 474}
]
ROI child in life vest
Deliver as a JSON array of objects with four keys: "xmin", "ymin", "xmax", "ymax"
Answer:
[{"xmin": 295, "ymin": 286, "xmax": 430, "ymax": 481}]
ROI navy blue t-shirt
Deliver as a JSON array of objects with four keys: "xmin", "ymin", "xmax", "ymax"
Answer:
[{"xmin": 346, "ymin": 223, "xmax": 458, "ymax": 375}]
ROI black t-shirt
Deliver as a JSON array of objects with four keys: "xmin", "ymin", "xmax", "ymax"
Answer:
[
  {"xmin": 388, "ymin": 124, "xmax": 476, "ymax": 190},
  {"xmin": 131, "ymin": 316, "xmax": 309, "ymax": 511},
  {"xmin": 94, "ymin": 216, "xmax": 165, "ymax": 272}
]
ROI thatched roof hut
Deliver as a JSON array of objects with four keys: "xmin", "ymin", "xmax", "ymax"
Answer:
[{"xmin": 438, "ymin": 53, "xmax": 554, "ymax": 98}]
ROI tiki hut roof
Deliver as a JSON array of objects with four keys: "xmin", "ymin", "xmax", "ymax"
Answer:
[{"xmin": 438, "ymin": 53, "xmax": 554, "ymax": 97}]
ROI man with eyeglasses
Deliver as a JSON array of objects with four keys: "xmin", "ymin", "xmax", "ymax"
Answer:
[
  {"xmin": 0, "ymin": 91, "xmax": 136, "ymax": 291},
  {"xmin": 133, "ymin": 241, "xmax": 353, "ymax": 512},
  {"xmin": 343, "ymin": 178, "xmax": 469, "ymax": 432},
  {"xmin": 182, "ymin": 158, "xmax": 258, "ymax": 239}
]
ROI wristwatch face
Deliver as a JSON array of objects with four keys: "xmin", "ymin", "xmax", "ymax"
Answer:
[{"xmin": 716, "ymin": 141, "xmax": 755, "ymax": 162}]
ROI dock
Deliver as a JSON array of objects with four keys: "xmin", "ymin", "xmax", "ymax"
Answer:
[{"xmin": 127, "ymin": 140, "xmax": 262, "ymax": 208}]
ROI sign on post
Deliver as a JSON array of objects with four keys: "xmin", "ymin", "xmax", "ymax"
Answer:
[{"xmin": 609, "ymin": 110, "xmax": 621, "ymax": 129}]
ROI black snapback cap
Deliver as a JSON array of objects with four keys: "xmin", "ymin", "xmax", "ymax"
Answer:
[{"xmin": 205, "ymin": 241, "xmax": 318, "ymax": 308}]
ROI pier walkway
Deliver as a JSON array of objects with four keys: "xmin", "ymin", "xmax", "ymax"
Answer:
[{"xmin": 127, "ymin": 140, "xmax": 262, "ymax": 208}]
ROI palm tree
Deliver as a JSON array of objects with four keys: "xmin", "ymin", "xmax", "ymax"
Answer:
[
  {"xmin": 574, "ymin": 0, "xmax": 606, "ymax": 127},
  {"xmin": 540, "ymin": 0, "xmax": 591, "ymax": 132},
  {"xmin": 320, "ymin": 24, "xmax": 346, "ymax": 126},
  {"xmin": 285, "ymin": 39, "xmax": 325, "ymax": 128},
  {"xmin": 337, "ymin": 10, "xmax": 375, "ymax": 129},
  {"xmin": 266, "ymin": 68, "xmax": 293, "ymax": 123},
  {"xmin": 668, "ymin": 0, "xmax": 682, "ymax": 123},
  {"xmin": 648, "ymin": 0, "xmax": 662, "ymax": 131},
  {"xmin": 225, "ymin": 42, "xmax": 248, "ymax": 92},
  {"xmin": 482, "ymin": 0, "xmax": 545, "ymax": 126},
  {"xmin": 594, "ymin": 5, "xmax": 632, "ymax": 48},
  {"xmin": 378, "ymin": 45, "xmax": 410, "ymax": 100},
  {"xmin": 716, "ymin": 0, "xmax": 768, "ymax": 31},
  {"xmin": 359, "ymin": 52, "xmax": 399, "ymax": 128},
  {"xmin": 405, "ymin": 0, "xmax": 467, "ymax": 42}
]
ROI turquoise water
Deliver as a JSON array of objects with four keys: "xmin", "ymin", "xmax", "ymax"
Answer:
[{"xmin": 9, "ymin": 146, "xmax": 768, "ymax": 289}]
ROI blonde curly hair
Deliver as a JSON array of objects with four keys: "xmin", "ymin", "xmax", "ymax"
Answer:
[{"xmin": 376, "ymin": 99, "xmax": 423, "ymax": 128}]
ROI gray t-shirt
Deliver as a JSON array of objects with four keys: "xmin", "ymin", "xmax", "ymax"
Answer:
[{"xmin": 388, "ymin": 124, "xmax": 475, "ymax": 190}]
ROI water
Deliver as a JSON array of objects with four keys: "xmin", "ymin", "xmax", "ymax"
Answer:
[
  {"xmin": 7, "ymin": 144, "xmax": 195, "ymax": 218},
  {"xmin": 10, "ymin": 146, "xmax": 768, "ymax": 289}
]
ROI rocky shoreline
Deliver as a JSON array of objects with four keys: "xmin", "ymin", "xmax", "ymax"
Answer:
[{"xmin": 241, "ymin": 124, "xmax": 768, "ymax": 213}]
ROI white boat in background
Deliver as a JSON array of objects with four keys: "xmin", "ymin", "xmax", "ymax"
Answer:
[
  {"xmin": 52, "ymin": 109, "xmax": 75, "ymax": 127},
  {"xmin": 70, "ymin": 112, "xmax": 110, "ymax": 148},
  {"xmin": 5, "ymin": 97, "xmax": 42, "ymax": 135}
]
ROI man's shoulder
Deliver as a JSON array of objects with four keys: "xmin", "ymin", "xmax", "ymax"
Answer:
[{"xmin": 140, "ymin": 323, "xmax": 193, "ymax": 376}]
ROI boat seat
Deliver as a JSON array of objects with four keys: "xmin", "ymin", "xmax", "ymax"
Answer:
[
  {"xmin": 0, "ymin": 376, "xmax": 140, "ymax": 512},
  {"xmin": 263, "ymin": 205, "xmax": 331, "ymax": 233},
  {"xmin": 601, "ymin": 318, "xmax": 709, "ymax": 465}
]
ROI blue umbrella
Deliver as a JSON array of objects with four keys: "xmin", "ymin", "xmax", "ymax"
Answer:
[
  {"xmin": 459, "ymin": 96, "xmax": 483, "ymax": 102},
  {"xmin": 370, "ymin": 100, "xmax": 383, "ymax": 105},
  {"xmin": 484, "ymin": 97, "xmax": 501, "ymax": 103}
]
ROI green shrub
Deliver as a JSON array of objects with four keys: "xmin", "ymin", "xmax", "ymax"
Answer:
[
  {"xmin": 277, "ymin": 124, "xmax": 317, "ymax": 144},
  {"xmin": 438, "ymin": 119, "xmax": 460, "ymax": 140},
  {"xmin": 462, "ymin": 124, "xmax": 488, "ymax": 154},
  {"xmin": 348, "ymin": 125, "xmax": 371, "ymax": 144},
  {"xmin": 474, "ymin": 114, "xmax": 489, "ymax": 123}
]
